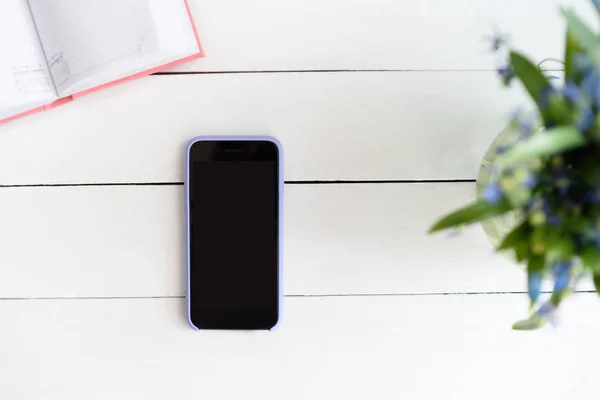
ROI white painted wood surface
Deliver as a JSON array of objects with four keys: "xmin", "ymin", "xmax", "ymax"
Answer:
[
  {"xmin": 1, "ymin": 0, "xmax": 599, "ymax": 398},
  {"xmin": 181, "ymin": 0, "xmax": 596, "ymax": 72},
  {"xmin": 0, "ymin": 72, "xmax": 521, "ymax": 183},
  {"xmin": 0, "ymin": 183, "xmax": 528, "ymax": 298},
  {"xmin": 0, "ymin": 183, "xmax": 591, "ymax": 298},
  {"xmin": 2, "ymin": 295, "xmax": 600, "ymax": 399}
]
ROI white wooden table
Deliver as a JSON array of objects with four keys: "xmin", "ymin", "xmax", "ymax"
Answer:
[{"xmin": 2, "ymin": 1, "xmax": 600, "ymax": 398}]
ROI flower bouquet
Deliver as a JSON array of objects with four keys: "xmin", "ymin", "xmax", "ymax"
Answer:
[{"xmin": 429, "ymin": 3, "xmax": 600, "ymax": 330}]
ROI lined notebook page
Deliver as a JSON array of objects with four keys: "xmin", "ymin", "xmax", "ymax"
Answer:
[
  {"xmin": 28, "ymin": 0, "xmax": 159, "ymax": 92},
  {"xmin": 0, "ymin": 0, "xmax": 56, "ymax": 120}
]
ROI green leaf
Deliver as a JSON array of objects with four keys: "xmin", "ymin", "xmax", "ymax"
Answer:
[
  {"xmin": 566, "ymin": 218, "xmax": 592, "ymax": 234},
  {"xmin": 512, "ymin": 316, "xmax": 548, "ymax": 330},
  {"xmin": 546, "ymin": 237, "xmax": 574, "ymax": 262},
  {"xmin": 582, "ymin": 246, "xmax": 600, "ymax": 274},
  {"xmin": 579, "ymin": 151, "xmax": 600, "ymax": 186},
  {"xmin": 546, "ymin": 225, "xmax": 564, "ymax": 243},
  {"xmin": 527, "ymin": 254, "xmax": 545, "ymax": 274},
  {"xmin": 509, "ymin": 52, "xmax": 552, "ymax": 122},
  {"xmin": 513, "ymin": 240, "xmax": 530, "ymax": 263},
  {"xmin": 497, "ymin": 220, "xmax": 529, "ymax": 251},
  {"xmin": 428, "ymin": 200, "xmax": 512, "ymax": 233},
  {"xmin": 564, "ymin": 31, "xmax": 579, "ymax": 81},
  {"xmin": 562, "ymin": 9, "xmax": 599, "ymax": 55},
  {"xmin": 499, "ymin": 221, "xmax": 532, "ymax": 262},
  {"xmin": 594, "ymin": 274, "xmax": 600, "ymax": 296},
  {"xmin": 550, "ymin": 287, "xmax": 572, "ymax": 306},
  {"xmin": 530, "ymin": 226, "xmax": 549, "ymax": 254},
  {"xmin": 499, "ymin": 126, "xmax": 586, "ymax": 163},
  {"xmin": 548, "ymin": 97, "xmax": 572, "ymax": 125}
]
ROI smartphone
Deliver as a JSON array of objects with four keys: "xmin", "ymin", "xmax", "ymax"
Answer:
[{"xmin": 185, "ymin": 136, "xmax": 283, "ymax": 331}]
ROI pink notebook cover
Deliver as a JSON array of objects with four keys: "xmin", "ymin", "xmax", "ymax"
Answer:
[{"xmin": 1, "ymin": 0, "xmax": 204, "ymax": 125}]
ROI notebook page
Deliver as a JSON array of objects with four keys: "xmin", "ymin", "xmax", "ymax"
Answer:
[
  {"xmin": 28, "ymin": 0, "xmax": 159, "ymax": 94},
  {"xmin": 149, "ymin": 0, "xmax": 199, "ymax": 55},
  {"xmin": 0, "ymin": 0, "xmax": 56, "ymax": 120}
]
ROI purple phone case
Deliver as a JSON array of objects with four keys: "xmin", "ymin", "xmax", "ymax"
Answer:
[{"xmin": 185, "ymin": 136, "xmax": 284, "ymax": 331}]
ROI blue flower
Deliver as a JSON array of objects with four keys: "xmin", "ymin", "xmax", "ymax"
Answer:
[
  {"xmin": 541, "ymin": 196, "xmax": 551, "ymax": 213},
  {"xmin": 574, "ymin": 58, "xmax": 600, "ymax": 107},
  {"xmin": 553, "ymin": 262, "xmax": 571, "ymax": 293},
  {"xmin": 540, "ymin": 86, "xmax": 558, "ymax": 108},
  {"xmin": 581, "ymin": 70, "xmax": 599, "ymax": 98},
  {"xmin": 537, "ymin": 301, "xmax": 553, "ymax": 317},
  {"xmin": 583, "ymin": 69, "xmax": 600, "ymax": 108},
  {"xmin": 482, "ymin": 183, "xmax": 503, "ymax": 204},
  {"xmin": 574, "ymin": 54, "xmax": 594, "ymax": 71},
  {"xmin": 563, "ymin": 81, "xmax": 583, "ymax": 104},
  {"xmin": 584, "ymin": 190, "xmax": 600, "ymax": 204},
  {"xmin": 510, "ymin": 107, "xmax": 522, "ymax": 120},
  {"xmin": 517, "ymin": 115, "xmax": 536, "ymax": 137},
  {"xmin": 487, "ymin": 33, "xmax": 508, "ymax": 52},
  {"xmin": 523, "ymin": 172, "xmax": 537, "ymax": 189},
  {"xmin": 547, "ymin": 215, "xmax": 562, "ymax": 226},
  {"xmin": 576, "ymin": 106, "xmax": 595, "ymax": 132},
  {"xmin": 487, "ymin": 165, "xmax": 500, "ymax": 178},
  {"xmin": 497, "ymin": 65, "xmax": 515, "ymax": 86},
  {"xmin": 528, "ymin": 271, "xmax": 542, "ymax": 304},
  {"xmin": 495, "ymin": 145, "xmax": 509, "ymax": 155}
]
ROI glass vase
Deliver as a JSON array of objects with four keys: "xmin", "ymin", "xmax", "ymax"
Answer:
[{"xmin": 475, "ymin": 123, "xmax": 521, "ymax": 247}]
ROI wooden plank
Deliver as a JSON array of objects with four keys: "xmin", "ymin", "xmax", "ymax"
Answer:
[
  {"xmin": 0, "ymin": 182, "xmax": 582, "ymax": 299},
  {"xmin": 181, "ymin": 0, "xmax": 596, "ymax": 72},
  {"xmin": 0, "ymin": 72, "xmax": 522, "ymax": 184},
  {"xmin": 2, "ymin": 294, "xmax": 599, "ymax": 399}
]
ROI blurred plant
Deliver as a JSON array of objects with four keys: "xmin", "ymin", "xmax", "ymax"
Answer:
[{"xmin": 429, "ymin": 2, "xmax": 600, "ymax": 330}]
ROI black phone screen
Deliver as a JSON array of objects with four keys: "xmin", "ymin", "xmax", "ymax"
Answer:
[{"xmin": 188, "ymin": 140, "xmax": 280, "ymax": 330}]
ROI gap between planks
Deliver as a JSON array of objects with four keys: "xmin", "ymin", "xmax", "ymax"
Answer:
[
  {"xmin": 0, "ymin": 179, "xmax": 476, "ymax": 189},
  {"xmin": 0, "ymin": 291, "xmax": 596, "ymax": 301},
  {"xmin": 153, "ymin": 69, "xmax": 565, "ymax": 76}
]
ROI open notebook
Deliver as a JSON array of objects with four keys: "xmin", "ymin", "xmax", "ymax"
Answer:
[{"xmin": 0, "ymin": 0, "xmax": 204, "ymax": 124}]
